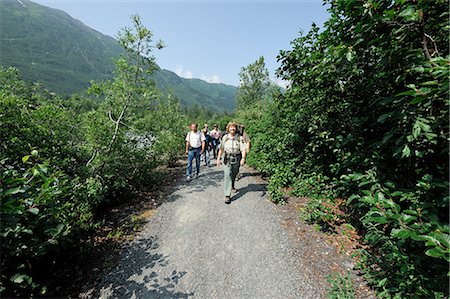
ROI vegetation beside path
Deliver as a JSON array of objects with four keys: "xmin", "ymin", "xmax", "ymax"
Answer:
[{"xmin": 235, "ymin": 1, "xmax": 449, "ymax": 298}]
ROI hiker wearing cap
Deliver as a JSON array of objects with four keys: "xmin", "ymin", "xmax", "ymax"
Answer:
[
  {"xmin": 185, "ymin": 122, "xmax": 205, "ymax": 181},
  {"xmin": 216, "ymin": 122, "xmax": 246, "ymax": 204},
  {"xmin": 210, "ymin": 124, "xmax": 222, "ymax": 159}
]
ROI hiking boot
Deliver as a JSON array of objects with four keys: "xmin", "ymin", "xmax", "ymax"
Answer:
[{"xmin": 224, "ymin": 196, "xmax": 231, "ymax": 204}]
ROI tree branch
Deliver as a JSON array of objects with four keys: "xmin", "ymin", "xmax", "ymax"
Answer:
[
  {"xmin": 108, "ymin": 110, "xmax": 117, "ymax": 123},
  {"xmin": 86, "ymin": 148, "xmax": 98, "ymax": 167},
  {"xmin": 419, "ymin": 12, "xmax": 438, "ymax": 66},
  {"xmin": 107, "ymin": 104, "xmax": 128, "ymax": 154},
  {"xmin": 424, "ymin": 33, "xmax": 439, "ymax": 56}
]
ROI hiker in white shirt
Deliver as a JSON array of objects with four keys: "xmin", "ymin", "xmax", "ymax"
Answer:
[{"xmin": 185, "ymin": 123, "xmax": 206, "ymax": 181}]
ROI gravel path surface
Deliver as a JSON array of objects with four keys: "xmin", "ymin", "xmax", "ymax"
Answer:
[{"xmin": 81, "ymin": 162, "xmax": 332, "ymax": 298}]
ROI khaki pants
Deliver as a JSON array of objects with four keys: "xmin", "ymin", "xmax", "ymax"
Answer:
[{"xmin": 223, "ymin": 161, "xmax": 240, "ymax": 196}]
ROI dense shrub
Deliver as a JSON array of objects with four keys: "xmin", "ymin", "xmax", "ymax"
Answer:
[
  {"xmin": 0, "ymin": 15, "xmax": 187, "ymax": 296},
  {"xmin": 238, "ymin": 0, "xmax": 449, "ymax": 297}
]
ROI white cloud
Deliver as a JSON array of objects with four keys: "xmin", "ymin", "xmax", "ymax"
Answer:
[
  {"xmin": 200, "ymin": 74, "xmax": 221, "ymax": 84},
  {"xmin": 173, "ymin": 66, "xmax": 222, "ymax": 83},
  {"xmin": 174, "ymin": 65, "xmax": 193, "ymax": 79}
]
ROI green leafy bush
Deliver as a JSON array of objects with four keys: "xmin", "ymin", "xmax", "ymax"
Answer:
[
  {"xmin": 0, "ymin": 15, "xmax": 187, "ymax": 296},
  {"xmin": 0, "ymin": 152, "xmax": 97, "ymax": 295},
  {"xmin": 237, "ymin": 0, "xmax": 449, "ymax": 297},
  {"xmin": 327, "ymin": 272, "xmax": 356, "ymax": 299}
]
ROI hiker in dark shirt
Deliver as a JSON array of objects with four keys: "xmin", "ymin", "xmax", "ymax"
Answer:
[{"xmin": 201, "ymin": 125, "xmax": 212, "ymax": 167}]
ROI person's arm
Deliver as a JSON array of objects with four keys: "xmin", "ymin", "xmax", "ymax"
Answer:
[
  {"xmin": 240, "ymin": 147, "xmax": 246, "ymax": 166},
  {"xmin": 200, "ymin": 133, "xmax": 206, "ymax": 154},
  {"xmin": 185, "ymin": 133, "xmax": 190, "ymax": 154},
  {"xmin": 240, "ymin": 135, "xmax": 247, "ymax": 166},
  {"xmin": 217, "ymin": 136, "xmax": 225, "ymax": 166},
  {"xmin": 217, "ymin": 148, "xmax": 223, "ymax": 166}
]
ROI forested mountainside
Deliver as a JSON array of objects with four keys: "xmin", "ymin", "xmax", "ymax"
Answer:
[{"xmin": 0, "ymin": 0, "xmax": 236, "ymax": 111}]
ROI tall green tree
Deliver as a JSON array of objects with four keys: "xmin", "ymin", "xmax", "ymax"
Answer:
[
  {"xmin": 85, "ymin": 15, "xmax": 168, "ymax": 190},
  {"xmin": 236, "ymin": 56, "xmax": 271, "ymax": 110}
]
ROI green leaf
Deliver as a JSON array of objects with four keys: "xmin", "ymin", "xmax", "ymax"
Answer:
[
  {"xmin": 52, "ymin": 223, "xmax": 64, "ymax": 237},
  {"xmin": 399, "ymin": 6, "xmax": 415, "ymax": 17},
  {"xmin": 377, "ymin": 113, "xmax": 390, "ymax": 123},
  {"xmin": 377, "ymin": 277, "xmax": 388, "ymax": 287},
  {"xmin": 22, "ymin": 155, "xmax": 31, "ymax": 163},
  {"xmin": 391, "ymin": 228, "xmax": 415, "ymax": 239},
  {"xmin": 371, "ymin": 216, "xmax": 389, "ymax": 224},
  {"xmin": 401, "ymin": 144, "xmax": 411, "ymax": 158},
  {"xmin": 359, "ymin": 196, "xmax": 376, "ymax": 205},
  {"xmin": 11, "ymin": 273, "xmax": 32, "ymax": 285},
  {"xmin": 28, "ymin": 207, "xmax": 39, "ymax": 215},
  {"xmin": 4, "ymin": 187, "xmax": 25, "ymax": 196},
  {"xmin": 38, "ymin": 164, "xmax": 48, "ymax": 174},
  {"xmin": 425, "ymin": 247, "xmax": 445, "ymax": 259},
  {"xmin": 421, "ymin": 80, "xmax": 438, "ymax": 86},
  {"xmin": 396, "ymin": 90, "xmax": 416, "ymax": 97},
  {"xmin": 346, "ymin": 51, "xmax": 353, "ymax": 62},
  {"xmin": 402, "ymin": 214, "xmax": 417, "ymax": 223}
]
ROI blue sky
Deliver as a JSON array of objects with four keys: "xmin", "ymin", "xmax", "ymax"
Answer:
[{"xmin": 34, "ymin": 0, "xmax": 329, "ymax": 87}]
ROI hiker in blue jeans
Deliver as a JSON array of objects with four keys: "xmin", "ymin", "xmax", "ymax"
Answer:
[{"xmin": 185, "ymin": 122, "xmax": 205, "ymax": 182}]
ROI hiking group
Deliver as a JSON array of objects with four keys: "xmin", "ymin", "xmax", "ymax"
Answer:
[{"xmin": 185, "ymin": 122, "xmax": 250, "ymax": 204}]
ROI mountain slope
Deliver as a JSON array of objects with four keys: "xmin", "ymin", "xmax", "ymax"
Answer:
[
  {"xmin": 0, "ymin": 0, "xmax": 236, "ymax": 111},
  {"xmin": 152, "ymin": 69, "xmax": 237, "ymax": 111}
]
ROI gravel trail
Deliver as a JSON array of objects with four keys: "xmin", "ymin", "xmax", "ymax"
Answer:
[{"xmin": 82, "ymin": 162, "xmax": 329, "ymax": 298}]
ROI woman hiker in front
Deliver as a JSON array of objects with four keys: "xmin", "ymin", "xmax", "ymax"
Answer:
[
  {"xmin": 185, "ymin": 122, "xmax": 205, "ymax": 181},
  {"xmin": 216, "ymin": 122, "xmax": 246, "ymax": 204}
]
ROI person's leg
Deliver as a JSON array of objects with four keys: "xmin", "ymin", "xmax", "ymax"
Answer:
[
  {"xmin": 231, "ymin": 163, "xmax": 240, "ymax": 189},
  {"xmin": 212, "ymin": 141, "xmax": 217, "ymax": 158},
  {"xmin": 195, "ymin": 148, "xmax": 201, "ymax": 175},
  {"xmin": 205, "ymin": 149, "xmax": 210, "ymax": 166},
  {"xmin": 223, "ymin": 163, "xmax": 232, "ymax": 196},
  {"xmin": 216, "ymin": 142, "xmax": 220, "ymax": 158},
  {"xmin": 186, "ymin": 150, "xmax": 194, "ymax": 178}
]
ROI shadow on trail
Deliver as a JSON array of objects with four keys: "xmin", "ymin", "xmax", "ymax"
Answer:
[
  {"xmin": 231, "ymin": 183, "xmax": 267, "ymax": 202},
  {"xmin": 237, "ymin": 171, "xmax": 264, "ymax": 179},
  {"xmin": 183, "ymin": 167, "xmax": 267, "ymax": 203},
  {"xmin": 184, "ymin": 169, "xmax": 223, "ymax": 193},
  {"xmin": 89, "ymin": 236, "xmax": 192, "ymax": 299}
]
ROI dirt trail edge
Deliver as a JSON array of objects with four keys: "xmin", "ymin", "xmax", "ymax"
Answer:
[{"xmin": 80, "ymin": 163, "xmax": 348, "ymax": 298}]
